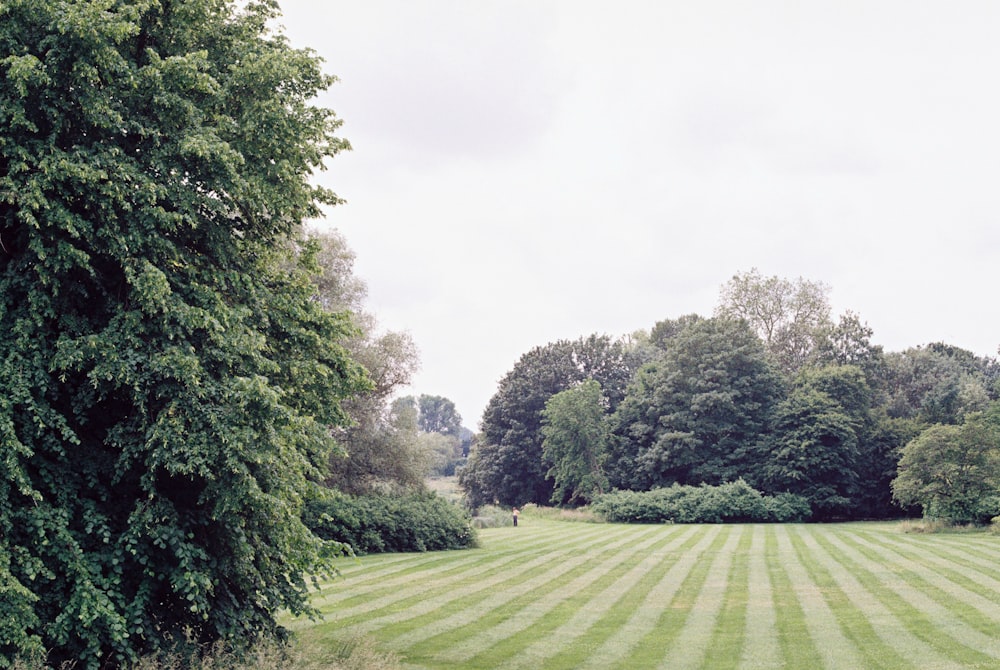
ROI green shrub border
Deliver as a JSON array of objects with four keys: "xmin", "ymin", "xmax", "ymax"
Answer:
[
  {"xmin": 592, "ymin": 480, "xmax": 811, "ymax": 523},
  {"xmin": 304, "ymin": 492, "xmax": 478, "ymax": 555}
]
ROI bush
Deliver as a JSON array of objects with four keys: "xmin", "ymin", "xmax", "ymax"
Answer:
[
  {"xmin": 592, "ymin": 480, "xmax": 811, "ymax": 523},
  {"xmin": 304, "ymin": 492, "xmax": 477, "ymax": 555}
]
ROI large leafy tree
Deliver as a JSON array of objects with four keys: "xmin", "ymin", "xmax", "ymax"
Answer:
[
  {"xmin": 461, "ymin": 335, "xmax": 634, "ymax": 507},
  {"xmin": 883, "ymin": 343, "xmax": 1000, "ymax": 425},
  {"xmin": 541, "ymin": 380, "xmax": 610, "ymax": 505},
  {"xmin": 0, "ymin": 0, "xmax": 366, "ymax": 665},
  {"xmin": 892, "ymin": 404, "xmax": 1000, "ymax": 523},
  {"xmin": 307, "ymin": 231, "xmax": 423, "ymax": 496},
  {"xmin": 608, "ymin": 317, "xmax": 784, "ymax": 490},
  {"xmin": 715, "ymin": 268, "xmax": 832, "ymax": 376},
  {"xmin": 761, "ymin": 385, "xmax": 860, "ymax": 520}
]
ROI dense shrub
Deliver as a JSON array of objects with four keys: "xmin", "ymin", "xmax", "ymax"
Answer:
[
  {"xmin": 304, "ymin": 492, "xmax": 478, "ymax": 555},
  {"xmin": 592, "ymin": 480, "xmax": 811, "ymax": 523}
]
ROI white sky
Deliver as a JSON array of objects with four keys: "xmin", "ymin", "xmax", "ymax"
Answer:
[{"xmin": 277, "ymin": 1, "xmax": 1000, "ymax": 429}]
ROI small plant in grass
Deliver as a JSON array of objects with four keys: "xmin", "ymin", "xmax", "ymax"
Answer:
[
  {"xmin": 471, "ymin": 505, "xmax": 513, "ymax": 528},
  {"xmin": 520, "ymin": 503, "xmax": 604, "ymax": 523},
  {"xmin": 10, "ymin": 636, "xmax": 401, "ymax": 670},
  {"xmin": 899, "ymin": 517, "xmax": 998, "ymax": 534}
]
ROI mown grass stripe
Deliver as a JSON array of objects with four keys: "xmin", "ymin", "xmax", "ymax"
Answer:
[
  {"xmin": 657, "ymin": 525, "xmax": 746, "ymax": 670},
  {"xmin": 858, "ymin": 531, "xmax": 1000, "ymax": 610},
  {"xmin": 833, "ymin": 530, "xmax": 1000, "ymax": 658},
  {"xmin": 701, "ymin": 525, "xmax": 753, "ymax": 670},
  {"xmin": 823, "ymin": 529, "xmax": 996, "ymax": 667},
  {"xmin": 422, "ymin": 524, "xmax": 670, "ymax": 663},
  {"xmin": 787, "ymin": 526, "xmax": 910, "ymax": 669},
  {"xmin": 614, "ymin": 526, "xmax": 732, "ymax": 669},
  {"xmin": 533, "ymin": 525, "xmax": 705, "ymax": 670},
  {"xmin": 305, "ymin": 551, "xmax": 517, "ymax": 614},
  {"xmin": 476, "ymin": 525, "xmax": 691, "ymax": 670},
  {"xmin": 296, "ymin": 521, "xmax": 1000, "ymax": 669},
  {"xmin": 305, "ymin": 521, "xmax": 626, "ymax": 631},
  {"xmin": 764, "ymin": 526, "xmax": 823, "ymax": 669},
  {"xmin": 373, "ymin": 523, "xmax": 656, "ymax": 655},
  {"xmin": 576, "ymin": 525, "xmax": 721, "ymax": 670},
  {"xmin": 805, "ymin": 528, "xmax": 955, "ymax": 669},
  {"xmin": 435, "ymin": 525, "xmax": 679, "ymax": 668},
  {"xmin": 772, "ymin": 525, "xmax": 864, "ymax": 670},
  {"xmin": 738, "ymin": 525, "xmax": 780, "ymax": 669}
]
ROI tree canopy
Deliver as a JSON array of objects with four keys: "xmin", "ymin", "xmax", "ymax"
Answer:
[
  {"xmin": 892, "ymin": 404, "xmax": 1000, "ymax": 524},
  {"xmin": 460, "ymin": 335, "xmax": 634, "ymax": 507},
  {"xmin": 541, "ymin": 380, "xmax": 610, "ymax": 505},
  {"xmin": 1, "ymin": 0, "xmax": 366, "ymax": 665},
  {"xmin": 608, "ymin": 317, "xmax": 784, "ymax": 490}
]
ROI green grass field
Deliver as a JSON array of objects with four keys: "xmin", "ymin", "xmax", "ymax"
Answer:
[{"xmin": 290, "ymin": 515, "xmax": 1000, "ymax": 669}]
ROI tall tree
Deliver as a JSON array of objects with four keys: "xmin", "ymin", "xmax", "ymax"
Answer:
[
  {"xmin": 761, "ymin": 385, "xmax": 860, "ymax": 520},
  {"xmin": 304, "ymin": 231, "xmax": 424, "ymax": 495},
  {"xmin": 883, "ymin": 343, "xmax": 1000, "ymax": 425},
  {"xmin": 0, "ymin": 1, "xmax": 366, "ymax": 665},
  {"xmin": 811, "ymin": 311, "xmax": 886, "ymax": 386},
  {"xmin": 608, "ymin": 317, "xmax": 784, "ymax": 490},
  {"xmin": 715, "ymin": 268, "xmax": 832, "ymax": 376},
  {"xmin": 892, "ymin": 404, "xmax": 1000, "ymax": 523},
  {"xmin": 541, "ymin": 380, "xmax": 610, "ymax": 505},
  {"xmin": 461, "ymin": 335, "xmax": 634, "ymax": 507},
  {"xmin": 415, "ymin": 394, "xmax": 463, "ymax": 437}
]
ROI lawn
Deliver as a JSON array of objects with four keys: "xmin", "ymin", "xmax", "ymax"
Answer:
[{"xmin": 289, "ymin": 514, "xmax": 1000, "ymax": 669}]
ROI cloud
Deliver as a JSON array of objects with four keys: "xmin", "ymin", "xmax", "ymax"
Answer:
[{"xmin": 280, "ymin": 1, "xmax": 1000, "ymax": 424}]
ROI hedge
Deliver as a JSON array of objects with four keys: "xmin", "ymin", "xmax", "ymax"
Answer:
[
  {"xmin": 591, "ymin": 480, "xmax": 811, "ymax": 523},
  {"xmin": 304, "ymin": 491, "xmax": 478, "ymax": 555}
]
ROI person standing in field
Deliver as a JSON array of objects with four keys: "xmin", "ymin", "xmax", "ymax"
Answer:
[{"xmin": 512, "ymin": 508, "xmax": 519, "ymax": 527}]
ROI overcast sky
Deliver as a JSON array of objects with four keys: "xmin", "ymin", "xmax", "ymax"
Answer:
[{"xmin": 277, "ymin": 1, "xmax": 1000, "ymax": 428}]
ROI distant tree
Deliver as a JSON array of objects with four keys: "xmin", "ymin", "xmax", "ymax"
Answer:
[
  {"xmin": 608, "ymin": 317, "xmax": 784, "ymax": 490},
  {"xmin": 883, "ymin": 343, "xmax": 999, "ymax": 425},
  {"xmin": 306, "ymin": 232, "xmax": 424, "ymax": 495},
  {"xmin": 761, "ymin": 364, "xmax": 910, "ymax": 520},
  {"xmin": 0, "ymin": 0, "xmax": 365, "ymax": 664},
  {"xmin": 892, "ymin": 405, "xmax": 1000, "ymax": 524},
  {"xmin": 324, "ymin": 395, "xmax": 428, "ymax": 495},
  {"xmin": 761, "ymin": 386, "xmax": 859, "ymax": 520},
  {"xmin": 715, "ymin": 268, "xmax": 832, "ymax": 376},
  {"xmin": 541, "ymin": 380, "xmax": 610, "ymax": 505},
  {"xmin": 649, "ymin": 314, "xmax": 704, "ymax": 351},
  {"xmin": 416, "ymin": 394, "xmax": 463, "ymax": 437},
  {"xmin": 462, "ymin": 335, "xmax": 635, "ymax": 506},
  {"xmin": 811, "ymin": 311, "xmax": 886, "ymax": 386}
]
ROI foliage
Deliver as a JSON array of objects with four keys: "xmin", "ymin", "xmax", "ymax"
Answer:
[
  {"xmin": 305, "ymin": 232, "xmax": 424, "ymax": 496},
  {"xmin": 608, "ymin": 317, "xmax": 784, "ymax": 490},
  {"xmin": 10, "ymin": 634, "xmax": 401, "ymax": 670},
  {"xmin": 462, "ymin": 334, "xmax": 635, "ymax": 506},
  {"xmin": 304, "ymin": 492, "xmax": 478, "ymax": 555},
  {"xmin": 592, "ymin": 481, "xmax": 811, "ymax": 523},
  {"xmin": 517, "ymin": 503, "xmax": 603, "ymax": 523},
  {"xmin": 882, "ymin": 343, "xmax": 1000, "ymax": 425},
  {"xmin": 393, "ymin": 395, "xmax": 467, "ymax": 477},
  {"xmin": 760, "ymin": 386, "xmax": 859, "ymax": 519},
  {"xmin": 540, "ymin": 380, "xmax": 610, "ymax": 504},
  {"xmin": 324, "ymin": 397, "xmax": 428, "ymax": 495},
  {"xmin": 0, "ymin": 0, "xmax": 366, "ymax": 665},
  {"xmin": 892, "ymin": 404, "xmax": 1000, "ymax": 524},
  {"xmin": 414, "ymin": 394, "xmax": 463, "ymax": 437},
  {"xmin": 811, "ymin": 311, "xmax": 886, "ymax": 385},
  {"xmin": 715, "ymin": 268, "xmax": 832, "ymax": 376}
]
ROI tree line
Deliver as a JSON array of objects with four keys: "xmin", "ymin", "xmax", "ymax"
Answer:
[{"xmin": 461, "ymin": 269, "xmax": 1000, "ymax": 523}]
